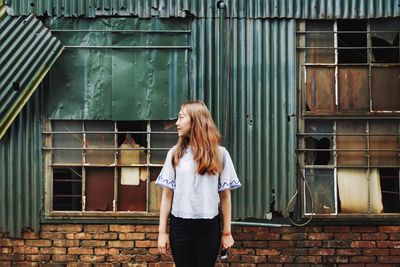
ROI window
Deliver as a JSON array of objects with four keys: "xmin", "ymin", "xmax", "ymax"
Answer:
[
  {"xmin": 297, "ymin": 19, "xmax": 400, "ymax": 217},
  {"xmin": 43, "ymin": 120, "xmax": 177, "ymax": 217}
]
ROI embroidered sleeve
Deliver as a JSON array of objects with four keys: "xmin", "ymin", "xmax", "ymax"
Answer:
[
  {"xmin": 218, "ymin": 148, "xmax": 241, "ymax": 192},
  {"xmin": 155, "ymin": 147, "xmax": 176, "ymax": 190}
]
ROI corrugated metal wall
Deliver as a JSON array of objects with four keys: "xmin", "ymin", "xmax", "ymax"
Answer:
[
  {"xmin": 5, "ymin": 0, "xmax": 400, "ymax": 19},
  {"xmin": 191, "ymin": 18, "xmax": 297, "ymax": 218},
  {"xmin": 0, "ymin": 89, "xmax": 42, "ymax": 237}
]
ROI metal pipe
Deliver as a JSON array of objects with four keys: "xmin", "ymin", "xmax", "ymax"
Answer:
[
  {"xmin": 217, "ymin": 1, "xmax": 226, "ymax": 129},
  {"xmin": 231, "ymin": 221, "xmax": 291, "ymax": 227}
]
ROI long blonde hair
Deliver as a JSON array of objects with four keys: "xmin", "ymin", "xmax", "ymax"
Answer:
[{"xmin": 172, "ymin": 100, "xmax": 222, "ymax": 175}]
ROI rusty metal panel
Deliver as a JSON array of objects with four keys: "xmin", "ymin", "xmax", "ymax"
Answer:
[
  {"xmin": 371, "ymin": 66, "xmax": 400, "ymax": 111},
  {"xmin": 5, "ymin": 0, "xmax": 400, "ymax": 19},
  {"xmin": 118, "ymin": 172, "xmax": 147, "ymax": 212},
  {"xmin": 305, "ymin": 66, "xmax": 335, "ymax": 113},
  {"xmin": 336, "ymin": 120, "xmax": 367, "ymax": 166},
  {"xmin": 370, "ymin": 120, "xmax": 399, "ymax": 167},
  {"xmin": 338, "ymin": 67, "xmax": 369, "ymax": 113},
  {"xmin": 85, "ymin": 168, "xmax": 114, "ymax": 211},
  {"xmin": 0, "ymin": 13, "xmax": 63, "ymax": 139}
]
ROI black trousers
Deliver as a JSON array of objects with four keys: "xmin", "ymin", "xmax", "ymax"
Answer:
[{"xmin": 169, "ymin": 214, "xmax": 221, "ymax": 267}]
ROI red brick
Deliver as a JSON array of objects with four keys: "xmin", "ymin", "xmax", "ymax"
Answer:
[
  {"xmin": 107, "ymin": 255, "xmax": 132, "ymax": 262},
  {"xmin": 67, "ymin": 263, "xmax": 92, "ymax": 267},
  {"xmin": 135, "ymin": 255, "xmax": 160, "ymax": 262},
  {"xmin": 229, "ymin": 264, "xmax": 257, "ymax": 267},
  {"xmin": 55, "ymin": 224, "xmax": 83, "ymax": 232},
  {"xmin": 160, "ymin": 254, "xmax": 175, "ymax": 262},
  {"xmin": 40, "ymin": 247, "xmax": 67, "ymax": 254},
  {"xmin": 0, "ymin": 254, "xmax": 25, "ymax": 261},
  {"xmin": 0, "ymin": 247, "xmax": 13, "ymax": 253},
  {"xmin": 93, "ymin": 233, "xmax": 118, "ymax": 240},
  {"xmin": 52, "ymin": 255, "xmax": 79, "ymax": 262},
  {"xmin": 301, "ymin": 226, "xmax": 324, "ymax": 233},
  {"xmin": 14, "ymin": 246, "xmax": 39, "ymax": 254},
  {"xmin": 108, "ymin": 241, "xmax": 134, "ymax": 248},
  {"xmin": 268, "ymin": 241, "xmax": 295, "ymax": 248},
  {"xmin": 241, "ymin": 255, "xmax": 266, "ymax": 263},
  {"xmin": 281, "ymin": 249, "xmax": 307, "ymax": 256},
  {"xmin": 21, "ymin": 231, "xmax": 39, "ymax": 239},
  {"xmin": 53, "ymin": 239, "xmax": 79, "ymax": 247},
  {"xmin": 268, "ymin": 255, "xmax": 295, "ymax": 263},
  {"xmin": 296, "ymin": 240, "xmax": 322, "ymax": 248},
  {"xmin": 324, "ymin": 226, "xmax": 350, "ymax": 232},
  {"xmin": 308, "ymin": 233, "xmax": 334, "ymax": 240},
  {"xmin": 80, "ymin": 255, "xmax": 106, "ymax": 262},
  {"xmin": 68, "ymin": 247, "xmax": 94, "ymax": 255},
  {"xmin": 8, "ymin": 263, "xmax": 38, "ymax": 267},
  {"xmin": 109, "ymin": 225, "xmax": 135, "ymax": 232},
  {"xmin": 40, "ymin": 225, "xmax": 56, "ymax": 231},
  {"xmin": 25, "ymin": 255, "xmax": 51, "ymax": 262},
  {"xmin": 0, "ymin": 239, "xmax": 24, "ymax": 246},
  {"xmin": 295, "ymin": 256, "xmax": 322, "ymax": 264},
  {"xmin": 377, "ymin": 241, "xmax": 400, "ymax": 248},
  {"xmin": 335, "ymin": 233, "xmax": 361, "ymax": 240},
  {"xmin": 361, "ymin": 233, "xmax": 388, "ymax": 240},
  {"xmin": 233, "ymin": 232, "xmax": 254, "ymax": 241},
  {"xmin": 119, "ymin": 233, "xmax": 145, "ymax": 240},
  {"xmin": 40, "ymin": 232, "xmax": 65, "ymax": 239},
  {"xmin": 25, "ymin": 240, "xmax": 52, "ymax": 247},
  {"xmin": 148, "ymin": 263, "xmax": 175, "ymax": 267},
  {"xmin": 351, "ymin": 226, "xmax": 377, "ymax": 233},
  {"xmin": 146, "ymin": 233, "xmax": 158, "ymax": 240},
  {"xmin": 389, "ymin": 234, "xmax": 400, "ymax": 241},
  {"xmin": 309, "ymin": 248, "xmax": 335, "ymax": 255},
  {"xmin": 81, "ymin": 240, "xmax": 107, "ymax": 247},
  {"xmin": 377, "ymin": 256, "xmax": 400, "ymax": 263},
  {"xmin": 390, "ymin": 248, "xmax": 400, "ymax": 255},
  {"xmin": 94, "ymin": 248, "xmax": 120, "ymax": 255},
  {"xmin": 254, "ymin": 232, "xmax": 280, "ymax": 240},
  {"xmin": 349, "ymin": 256, "xmax": 376, "ymax": 263},
  {"xmin": 66, "ymin": 232, "xmax": 92, "ymax": 239},
  {"xmin": 231, "ymin": 248, "xmax": 255, "ymax": 255},
  {"xmin": 84, "ymin": 225, "xmax": 109, "ymax": 232},
  {"xmin": 135, "ymin": 240, "xmax": 157, "ymax": 248},
  {"xmin": 351, "ymin": 241, "xmax": 376, "ymax": 248},
  {"xmin": 379, "ymin": 226, "xmax": 400, "ymax": 233},
  {"xmin": 281, "ymin": 233, "xmax": 307, "ymax": 241},
  {"xmin": 323, "ymin": 256, "xmax": 349, "ymax": 264},
  {"xmin": 336, "ymin": 249, "xmax": 362, "ymax": 255},
  {"xmin": 255, "ymin": 249, "xmax": 280, "ymax": 256},
  {"xmin": 363, "ymin": 249, "xmax": 389, "ymax": 256},
  {"xmin": 323, "ymin": 240, "xmax": 349, "ymax": 248},
  {"xmin": 243, "ymin": 241, "xmax": 268, "ymax": 247},
  {"xmin": 135, "ymin": 225, "xmax": 159, "ymax": 233},
  {"xmin": 243, "ymin": 226, "xmax": 269, "ymax": 233}
]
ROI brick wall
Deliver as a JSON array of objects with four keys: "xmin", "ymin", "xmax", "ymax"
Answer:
[{"xmin": 1, "ymin": 224, "xmax": 400, "ymax": 266}]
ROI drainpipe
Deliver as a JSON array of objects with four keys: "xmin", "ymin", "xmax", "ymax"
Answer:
[
  {"xmin": 232, "ymin": 221, "xmax": 291, "ymax": 227},
  {"xmin": 217, "ymin": 1, "xmax": 226, "ymax": 131}
]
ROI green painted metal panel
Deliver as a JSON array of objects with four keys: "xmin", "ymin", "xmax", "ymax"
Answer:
[
  {"xmin": 0, "ymin": 89, "xmax": 42, "ymax": 237},
  {"xmin": 0, "ymin": 13, "xmax": 63, "ymax": 139},
  {"xmin": 191, "ymin": 18, "xmax": 297, "ymax": 218},
  {"xmin": 5, "ymin": 0, "xmax": 400, "ymax": 19},
  {"xmin": 45, "ymin": 17, "xmax": 189, "ymax": 120}
]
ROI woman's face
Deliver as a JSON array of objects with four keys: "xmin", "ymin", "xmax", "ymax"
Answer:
[{"xmin": 176, "ymin": 108, "xmax": 191, "ymax": 138}]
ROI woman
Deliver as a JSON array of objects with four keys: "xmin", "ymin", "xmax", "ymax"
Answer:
[{"xmin": 155, "ymin": 100, "xmax": 241, "ymax": 267}]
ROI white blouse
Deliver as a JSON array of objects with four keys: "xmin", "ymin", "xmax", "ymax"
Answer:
[{"xmin": 155, "ymin": 146, "xmax": 241, "ymax": 219}]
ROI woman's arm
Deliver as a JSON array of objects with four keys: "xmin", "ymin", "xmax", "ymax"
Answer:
[
  {"xmin": 219, "ymin": 189, "xmax": 234, "ymax": 249},
  {"xmin": 158, "ymin": 188, "xmax": 173, "ymax": 255}
]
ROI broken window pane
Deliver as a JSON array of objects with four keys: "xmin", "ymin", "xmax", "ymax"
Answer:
[
  {"xmin": 117, "ymin": 168, "xmax": 147, "ymax": 212},
  {"xmin": 117, "ymin": 121, "xmax": 147, "ymax": 165},
  {"xmin": 305, "ymin": 66, "xmax": 335, "ymax": 113},
  {"xmin": 379, "ymin": 168, "xmax": 400, "ymax": 213},
  {"xmin": 150, "ymin": 120, "xmax": 178, "ymax": 164},
  {"xmin": 370, "ymin": 19, "xmax": 400, "ymax": 63},
  {"xmin": 53, "ymin": 167, "xmax": 82, "ymax": 211},
  {"xmin": 52, "ymin": 121, "xmax": 82, "ymax": 164},
  {"xmin": 337, "ymin": 20, "xmax": 367, "ymax": 63},
  {"xmin": 369, "ymin": 120, "xmax": 399, "ymax": 167},
  {"xmin": 371, "ymin": 66, "xmax": 400, "ymax": 111},
  {"xmin": 338, "ymin": 67, "xmax": 369, "ymax": 113},
  {"xmin": 306, "ymin": 21, "xmax": 334, "ymax": 63},
  {"xmin": 337, "ymin": 168, "xmax": 383, "ymax": 213},
  {"xmin": 149, "ymin": 167, "xmax": 163, "ymax": 212},
  {"xmin": 85, "ymin": 167, "xmax": 114, "ymax": 211},
  {"xmin": 336, "ymin": 120, "xmax": 367, "ymax": 166},
  {"xmin": 304, "ymin": 120, "xmax": 333, "ymax": 165},
  {"xmin": 85, "ymin": 121, "xmax": 115, "ymax": 165},
  {"xmin": 304, "ymin": 169, "xmax": 335, "ymax": 214}
]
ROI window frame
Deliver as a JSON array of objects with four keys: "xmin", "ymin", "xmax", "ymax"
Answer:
[
  {"xmin": 43, "ymin": 118, "xmax": 177, "ymax": 219},
  {"xmin": 297, "ymin": 19, "xmax": 400, "ymax": 219}
]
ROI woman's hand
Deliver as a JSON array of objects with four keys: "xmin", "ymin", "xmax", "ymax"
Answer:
[
  {"xmin": 158, "ymin": 232, "xmax": 170, "ymax": 255},
  {"xmin": 221, "ymin": 233, "xmax": 234, "ymax": 250}
]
